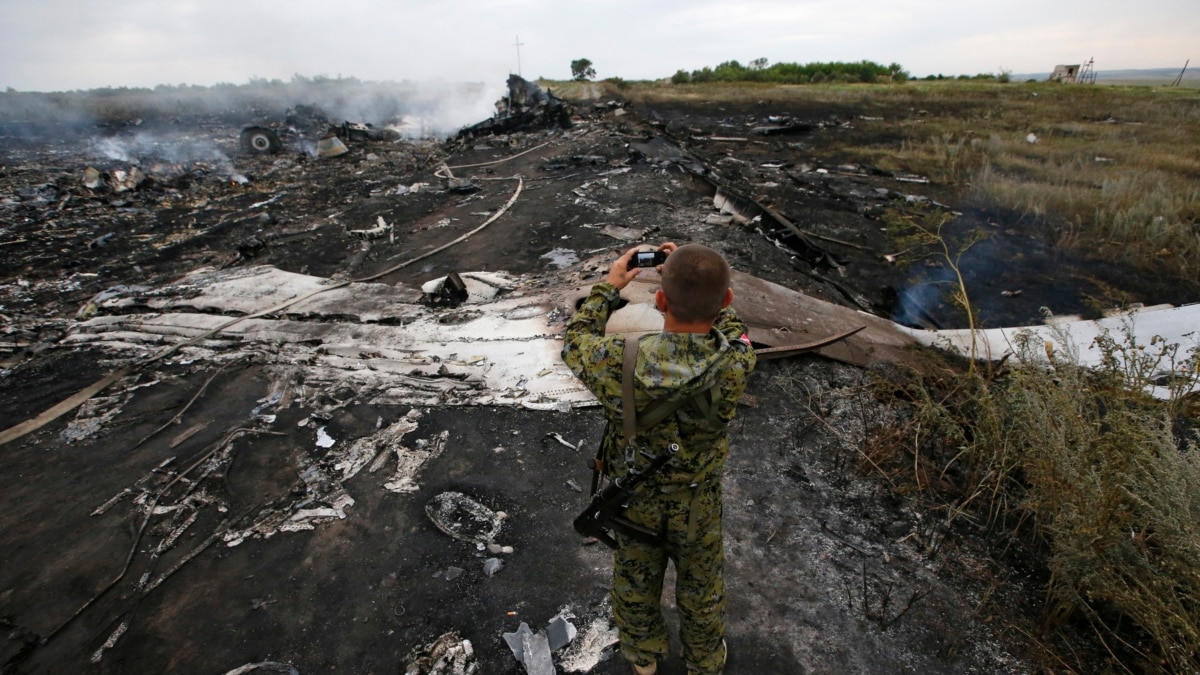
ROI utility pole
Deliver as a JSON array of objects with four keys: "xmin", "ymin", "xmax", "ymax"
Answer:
[
  {"xmin": 513, "ymin": 35, "xmax": 524, "ymax": 77},
  {"xmin": 1170, "ymin": 59, "xmax": 1189, "ymax": 87}
]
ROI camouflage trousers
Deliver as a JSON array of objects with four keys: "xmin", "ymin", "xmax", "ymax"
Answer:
[{"xmin": 613, "ymin": 479, "xmax": 726, "ymax": 675}]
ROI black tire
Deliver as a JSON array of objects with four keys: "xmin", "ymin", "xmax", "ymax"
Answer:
[{"xmin": 240, "ymin": 126, "xmax": 282, "ymax": 154}]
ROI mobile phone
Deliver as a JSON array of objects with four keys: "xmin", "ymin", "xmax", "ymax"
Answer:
[{"xmin": 628, "ymin": 250, "xmax": 667, "ymax": 269}]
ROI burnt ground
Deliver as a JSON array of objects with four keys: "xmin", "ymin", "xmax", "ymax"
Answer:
[{"xmin": 1, "ymin": 85, "xmax": 1195, "ymax": 674}]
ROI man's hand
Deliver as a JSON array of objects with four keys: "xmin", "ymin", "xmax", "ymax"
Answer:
[
  {"xmin": 606, "ymin": 243, "xmax": 678, "ymax": 290},
  {"xmin": 606, "ymin": 247, "xmax": 642, "ymax": 290}
]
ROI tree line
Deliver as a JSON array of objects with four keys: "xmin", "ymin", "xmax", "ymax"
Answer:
[{"xmin": 671, "ymin": 59, "xmax": 909, "ymax": 84}]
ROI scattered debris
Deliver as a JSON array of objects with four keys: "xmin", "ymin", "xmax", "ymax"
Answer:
[
  {"xmin": 750, "ymin": 121, "xmax": 813, "ymax": 136},
  {"xmin": 502, "ymin": 622, "xmax": 555, "ymax": 675},
  {"xmin": 557, "ymin": 608, "xmax": 619, "ymax": 673},
  {"xmin": 315, "ymin": 426, "xmax": 336, "ymax": 448},
  {"xmin": 316, "ymin": 131, "xmax": 350, "ymax": 158},
  {"xmin": 404, "ymin": 631, "xmax": 478, "ymax": 675},
  {"xmin": 425, "ymin": 491, "xmax": 504, "ymax": 544},
  {"xmin": 222, "ymin": 663, "xmax": 300, "ymax": 675},
  {"xmin": 545, "ymin": 432, "xmax": 578, "ymax": 450},
  {"xmin": 539, "ymin": 248, "xmax": 580, "ymax": 269},
  {"xmin": 383, "ymin": 427, "xmax": 445, "ymax": 494},
  {"xmin": 547, "ymin": 616, "xmax": 577, "ymax": 651},
  {"xmin": 347, "ymin": 216, "xmax": 394, "ymax": 241},
  {"xmin": 482, "ymin": 557, "xmax": 504, "ymax": 577},
  {"xmin": 456, "ymin": 75, "xmax": 570, "ymax": 138},
  {"xmin": 2, "ymin": 73, "xmax": 1191, "ymax": 675},
  {"xmin": 600, "ymin": 224, "xmax": 647, "ymax": 241}
]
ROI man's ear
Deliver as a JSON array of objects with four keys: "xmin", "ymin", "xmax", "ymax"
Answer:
[
  {"xmin": 721, "ymin": 288, "xmax": 734, "ymax": 309},
  {"xmin": 655, "ymin": 289, "xmax": 668, "ymax": 313}
]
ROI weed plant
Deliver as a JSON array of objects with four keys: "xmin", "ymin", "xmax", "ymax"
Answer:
[{"xmin": 878, "ymin": 323, "xmax": 1200, "ymax": 672}]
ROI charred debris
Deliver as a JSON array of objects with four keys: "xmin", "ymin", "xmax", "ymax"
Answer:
[
  {"xmin": 0, "ymin": 76, "xmax": 1046, "ymax": 674},
  {"xmin": 0, "ymin": 74, "xmax": 949, "ymax": 374}
]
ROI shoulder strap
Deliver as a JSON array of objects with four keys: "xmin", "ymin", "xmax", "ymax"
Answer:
[{"xmin": 621, "ymin": 334, "xmax": 644, "ymax": 448}]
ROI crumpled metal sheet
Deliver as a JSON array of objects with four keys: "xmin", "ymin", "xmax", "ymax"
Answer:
[{"xmin": 67, "ymin": 265, "xmax": 592, "ymax": 411}]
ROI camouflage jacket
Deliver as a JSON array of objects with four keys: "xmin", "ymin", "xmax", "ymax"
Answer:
[{"xmin": 561, "ymin": 282, "xmax": 757, "ymax": 485}]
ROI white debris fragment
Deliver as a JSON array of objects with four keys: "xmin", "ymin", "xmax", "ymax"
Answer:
[
  {"xmin": 521, "ymin": 630, "xmax": 553, "ymax": 675},
  {"xmin": 90, "ymin": 620, "xmax": 129, "ymax": 663},
  {"xmin": 483, "ymin": 557, "xmax": 504, "ymax": 577},
  {"xmin": 223, "ymin": 662, "xmax": 299, "ymax": 675},
  {"xmin": 290, "ymin": 507, "xmax": 345, "ymax": 521},
  {"xmin": 347, "ymin": 216, "xmax": 394, "ymax": 240},
  {"xmin": 546, "ymin": 432, "xmax": 577, "ymax": 450},
  {"xmin": 419, "ymin": 271, "xmax": 517, "ymax": 304},
  {"xmin": 600, "ymin": 224, "xmax": 646, "ymax": 241},
  {"xmin": 251, "ymin": 391, "xmax": 282, "ymax": 415},
  {"xmin": 384, "ymin": 430, "xmax": 448, "ymax": 493},
  {"xmin": 558, "ymin": 613, "xmax": 620, "ymax": 672},
  {"xmin": 403, "ymin": 631, "xmax": 476, "ymax": 674},
  {"xmin": 91, "ymin": 488, "xmax": 133, "ymax": 516},
  {"xmin": 61, "ymin": 393, "xmax": 129, "ymax": 443},
  {"xmin": 315, "ymin": 426, "xmax": 336, "ymax": 448},
  {"xmin": 547, "ymin": 615, "xmax": 578, "ymax": 651},
  {"xmin": 539, "ymin": 248, "xmax": 580, "ymax": 269},
  {"xmin": 336, "ymin": 417, "xmax": 420, "ymax": 480}
]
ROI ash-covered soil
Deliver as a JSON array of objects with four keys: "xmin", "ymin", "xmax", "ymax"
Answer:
[{"xmin": 1, "ymin": 83, "xmax": 1187, "ymax": 674}]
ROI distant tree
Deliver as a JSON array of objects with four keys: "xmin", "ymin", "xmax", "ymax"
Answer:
[
  {"xmin": 887, "ymin": 62, "xmax": 909, "ymax": 83},
  {"xmin": 571, "ymin": 58, "xmax": 596, "ymax": 81},
  {"xmin": 750, "ymin": 57, "xmax": 769, "ymax": 71}
]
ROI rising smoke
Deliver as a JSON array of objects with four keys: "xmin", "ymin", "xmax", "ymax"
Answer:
[{"xmin": 0, "ymin": 78, "xmax": 503, "ymax": 141}]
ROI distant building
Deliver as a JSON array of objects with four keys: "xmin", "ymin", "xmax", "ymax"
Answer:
[{"xmin": 1048, "ymin": 65, "xmax": 1080, "ymax": 83}]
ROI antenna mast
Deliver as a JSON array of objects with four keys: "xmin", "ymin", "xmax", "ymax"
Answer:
[{"xmin": 513, "ymin": 35, "xmax": 525, "ymax": 77}]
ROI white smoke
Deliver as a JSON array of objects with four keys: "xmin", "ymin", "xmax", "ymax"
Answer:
[{"xmin": 90, "ymin": 131, "xmax": 238, "ymax": 177}]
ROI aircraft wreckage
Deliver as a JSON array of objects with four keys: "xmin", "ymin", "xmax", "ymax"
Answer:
[
  {"xmin": 8, "ymin": 250, "xmax": 1196, "ymax": 449},
  {"xmin": 3, "ymin": 74, "xmax": 1199, "ymax": 674}
]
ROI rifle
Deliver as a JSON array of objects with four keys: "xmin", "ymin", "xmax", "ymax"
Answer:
[{"xmin": 573, "ymin": 444, "xmax": 678, "ymax": 548}]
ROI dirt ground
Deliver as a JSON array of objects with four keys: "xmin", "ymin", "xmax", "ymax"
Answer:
[{"xmin": 2, "ymin": 82, "xmax": 1192, "ymax": 674}]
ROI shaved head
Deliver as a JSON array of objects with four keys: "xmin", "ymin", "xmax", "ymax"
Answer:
[{"xmin": 660, "ymin": 244, "xmax": 731, "ymax": 323}]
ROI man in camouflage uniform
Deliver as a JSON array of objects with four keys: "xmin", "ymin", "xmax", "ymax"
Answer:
[{"xmin": 562, "ymin": 243, "xmax": 756, "ymax": 675}]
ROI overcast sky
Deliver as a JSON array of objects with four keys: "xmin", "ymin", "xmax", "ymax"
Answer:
[{"xmin": 1, "ymin": 0, "xmax": 1195, "ymax": 92}]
